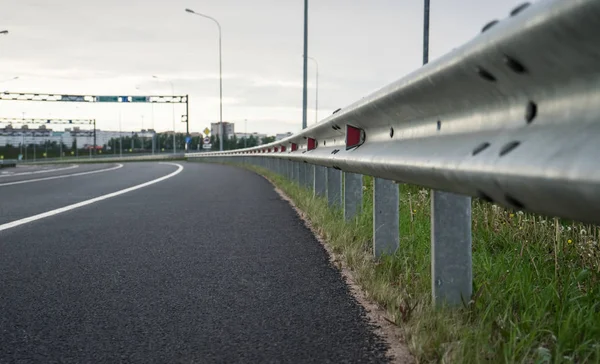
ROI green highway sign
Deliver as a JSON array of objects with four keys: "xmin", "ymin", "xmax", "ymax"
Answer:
[{"xmin": 96, "ymin": 96, "xmax": 119, "ymax": 102}]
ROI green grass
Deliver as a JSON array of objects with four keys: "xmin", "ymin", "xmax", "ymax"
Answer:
[{"xmin": 234, "ymin": 163, "xmax": 600, "ymax": 364}]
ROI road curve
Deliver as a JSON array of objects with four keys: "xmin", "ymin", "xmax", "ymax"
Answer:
[{"xmin": 0, "ymin": 162, "xmax": 390, "ymax": 363}]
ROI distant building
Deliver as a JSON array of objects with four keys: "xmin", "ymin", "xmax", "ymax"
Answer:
[
  {"xmin": 211, "ymin": 122, "xmax": 235, "ymax": 139},
  {"xmin": 275, "ymin": 132, "xmax": 293, "ymax": 141},
  {"xmin": 0, "ymin": 126, "xmax": 154, "ymax": 148},
  {"xmin": 235, "ymin": 132, "xmax": 267, "ymax": 142}
]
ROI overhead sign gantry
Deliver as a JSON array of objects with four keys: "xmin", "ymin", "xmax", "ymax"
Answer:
[{"xmin": 0, "ymin": 92, "xmax": 190, "ymax": 151}]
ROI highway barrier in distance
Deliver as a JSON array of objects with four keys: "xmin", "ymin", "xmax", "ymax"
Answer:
[
  {"xmin": 0, "ymin": 159, "xmax": 17, "ymax": 168},
  {"xmin": 18, "ymin": 153, "xmax": 186, "ymax": 165}
]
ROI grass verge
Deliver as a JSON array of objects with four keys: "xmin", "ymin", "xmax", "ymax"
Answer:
[{"xmin": 239, "ymin": 163, "xmax": 600, "ymax": 363}]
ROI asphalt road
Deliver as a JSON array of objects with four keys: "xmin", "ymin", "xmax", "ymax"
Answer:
[{"xmin": 0, "ymin": 162, "xmax": 390, "ymax": 363}]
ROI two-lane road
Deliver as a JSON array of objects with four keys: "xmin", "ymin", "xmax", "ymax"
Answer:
[{"xmin": 0, "ymin": 162, "xmax": 392, "ymax": 363}]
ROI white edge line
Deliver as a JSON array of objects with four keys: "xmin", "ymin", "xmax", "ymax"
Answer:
[
  {"xmin": 0, "ymin": 162, "xmax": 184, "ymax": 233},
  {"xmin": 0, "ymin": 164, "xmax": 123, "ymax": 187},
  {"xmin": 0, "ymin": 164, "xmax": 79, "ymax": 178}
]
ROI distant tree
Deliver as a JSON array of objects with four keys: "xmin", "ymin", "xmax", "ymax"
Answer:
[
  {"xmin": 247, "ymin": 135, "xmax": 258, "ymax": 148},
  {"xmin": 261, "ymin": 136, "xmax": 276, "ymax": 144},
  {"xmin": 211, "ymin": 135, "xmax": 220, "ymax": 151},
  {"xmin": 236, "ymin": 138, "xmax": 246, "ymax": 149},
  {"xmin": 191, "ymin": 136, "xmax": 201, "ymax": 151},
  {"xmin": 225, "ymin": 135, "xmax": 238, "ymax": 150}
]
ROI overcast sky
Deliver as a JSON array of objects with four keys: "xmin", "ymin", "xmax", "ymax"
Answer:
[{"xmin": 0, "ymin": 0, "xmax": 525, "ymax": 135}]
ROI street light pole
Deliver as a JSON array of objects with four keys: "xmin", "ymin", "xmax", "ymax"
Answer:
[
  {"xmin": 136, "ymin": 83, "xmax": 156, "ymax": 154},
  {"xmin": 185, "ymin": 8, "xmax": 224, "ymax": 151},
  {"xmin": 153, "ymin": 75, "xmax": 176, "ymax": 154},
  {"xmin": 21, "ymin": 112, "xmax": 26, "ymax": 160},
  {"xmin": 307, "ymin": 56, "xmax": 319, "ymax": 124},
  {"xmin": 141, "ymin": 114, "xmax": 144, "ymax": 152},
  {"xmin": 302, "ymin": 0, "xmax": 308, "ymax": 130},
  {"xmin": 119, "ymin": 111, "xmax": 123, "ymax": 158},
  {"xmin": 423, "ymin": 0, "xmax": 430, "ymax": 65},
  {"xmin": 152, "ymin": 103, "xmax": 155, "ymax": 155}
]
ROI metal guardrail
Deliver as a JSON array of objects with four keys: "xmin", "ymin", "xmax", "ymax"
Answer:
[
  {"xmin": 187, "ymin": 0, "xmax": 600, "ymax": 305},
  {"xmin": 0, "ymin": 159, "xmax": 17, "ymax": 168},
  {"xmin": 18, "ymin": 153, "xmax": 185, "ymax": 164}
]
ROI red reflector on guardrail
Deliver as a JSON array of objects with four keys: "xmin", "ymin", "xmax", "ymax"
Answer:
[
  {"xmin": 307, "ymin": 138, "xmax": 316, "ymax": 151},
  {"xmin": 346, "ymin": 125, "xmax": 365, "ymax": 150},
  {"xmin": 281, "ymin": 146, "xmax": 286, "ymax": 152},
  {"xmin": 291, "ymin": 143, "xmax": 298, "ymax": 151}
]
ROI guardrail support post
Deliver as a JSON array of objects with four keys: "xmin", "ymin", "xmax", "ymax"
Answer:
[
  {"xmin": 296, "ymin": 162, "xmax": 303, "ymax": 185},
  {"xmin": 327, "ymin": 167, "xmax": 342, "ymax": 207},
  {"xmin": 298, "ymin": 162, "xmax": 304, "ymax": 186},
  {"xmin": 300, "ymin": 163, "xmax": 306, "ymax": 187},
  {"xmin": 373, "ymin": 178, "xmax": 399, "ymax": 258},
  {"xmin": 314, "ymin": 165, "xmax": 327, "ymax": 197},
  {"xmin": 304, "ymin": 163, "xmax": 309, "ymax": 188},
  {"xmin": 308, "ymin": 163, "xmax": 314, "ymax": 190},
  {"xmin": 431, "ymin": 191, "xmax": 472, "ymax": 307},
  {"xmin": 344, "ymin": 172, "xmax": 362, "ymax": 220}
]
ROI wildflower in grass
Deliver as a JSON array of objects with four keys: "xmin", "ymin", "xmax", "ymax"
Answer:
[
  {"xmin": 510, "ymin": 213, "xmax": 514, "ymax": 218},
  {"xmin": 568, "ymin": 239, "xmax": 573, "ymax": 244},
  {"xmin": 413, "ymin": 209, "xmax": 417, "ymax": 213},
  {"xmin": 580, "ymin": 229, "xmax": 587, "ymax": 235},
  {"xmin": 517, "ymin": 211, "xmax": 524, "ymax": 215},
  {"xmin": 519, "ymin": 227, "xmax": 523, "ymax": 230}
]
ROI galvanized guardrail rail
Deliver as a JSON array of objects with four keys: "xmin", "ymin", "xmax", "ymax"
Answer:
[
  {"xmin": 0, "ymin": 159, "xmax": 17, "ymax": 168},
  {"xmin": 187, "ymin": 0, "xmax": 600, "ymax": 306}
]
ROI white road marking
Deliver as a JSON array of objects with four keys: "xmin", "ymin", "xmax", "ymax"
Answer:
[
  {"xmin": 0, "ymin": 164, "xmax": 123, "ymax": 187},
  {"xmin": 0, "ymin": 164, "xmax": 79, "ymax": 178},
  {"xmin": 0, "ymin": 162, "xmax": 184, "ymax": 233}
]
